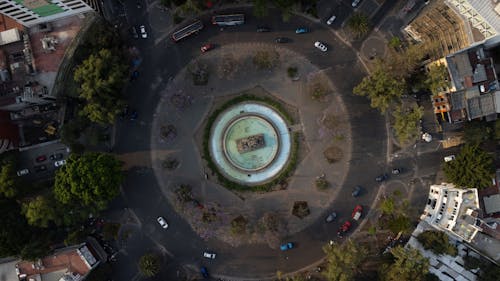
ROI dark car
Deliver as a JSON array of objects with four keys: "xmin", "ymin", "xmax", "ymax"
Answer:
[
  {"xmin": 325, "ymin": 211, "xmax": 337, "ymax": 223},
  {"xmin": 200, "ymin": 266, "xmax": 209, "ymax": 278},
  {"xmin": 49, "ymin": 153, "xmax": 63, "ymax": 160},
  {"xmin": 375, "ymin": 173, "xmax": 388, "ymax": 182},
  {"xmin": 275, "ymin": 37, "xmax": 290, "ymax": 43},
  {"xmin": 130, "ymin": 70, "xmax": 139, "ymax": 81},
  {"xmin": 391, "ymin": 168, "xmax": 401, "ymax": 175},
  {"xmin": 257, "ymin": 26, "xmax": 271, "ymax": 32},
  {"xmin": 34, "ymin": 165, "xmax": 47, "ymax": 172},
  {"xmin": 130, "ymin": 111, "xmax": 138, "ymax": 121},
  {"xmin": 36, "ymin": 155, "xmax": 47, "ymax": 162},
  {"xmin": 352, "ymin": 185, "xmax": 362, "ymax": 197}
]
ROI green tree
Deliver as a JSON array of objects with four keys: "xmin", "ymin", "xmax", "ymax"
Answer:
[
  {"xmin": 85, "ymin": 263, "xmax": 113, "ymax": 281},
  {"xmin": 54, "ymin": 152, "xmax": 123, "ymax": 211},
  {"xmin": 74, "ymin": 49, "xmax": 127, "ymax": 125},
  {"xmin": 443, "ymin": 144, "xmax": 494, "ymax": 189},
  {"xmin": 20, "ymin": 238, "xmax": 50, "ymax": 261},
  {"xmin": 0, "ymin": 161, "xmax": 17, "ymax": 198},
  {"xmin": 253, "ymin": 0, "xmax": 269, "ymax": 18},
  {"xmin": 463, "ymin": 120, "xmax": 492, "ymax": 144},
  {"xmin": 138, "ymin": 253, "xmax": 161, "ymax": 277},
  {"xmin": 480, "ymin": 263, "xmax": 500, "ymax": 281},
  {"xmin": 392, "ymin": 104, "xmax": 424, "ymax": 144},
  {"xmin": 346, "ymin": 13, "xmax": 370, "ymax": 38},
  {"xmin": 388, "ymin": 36, "xmax": 401, "ymax": 49},
  {"xmin": 273, "ymin": 0, "xmax": 295, "ymax": 22},
  {"xmin": 0, "ymin": 199, "xmax": 32, "ymax": 257},
  {"xmin": 22, "ymin": 195, "xmax": 60, "ymax": 228},
  {"xmin": 379, "ymin": 197, "xmax": 395, "ymax": 215},
  {"xmin": 353, "ymin": 65, "xmax": 406, "ymax": 113},
  {"xmin": 385, "ymin": 43, "xmax": 435, "ymax": 78},
  {"xmin": 417, "ymin": 230, "xmax": 457, "ymax": 256},
  {"xmin": 323, "ymin": 239, "xmax": 367, "ymax": 281},
  {"xmin": 380, "ymin": 246, "xmax": 429, "ymax": 281},
  {"xmin": 495, "ymin": 119, "xmax": 500, "ymax": 141},
  {"xmin": 425, "ymin": 64, "xmax": 449, "ymax": 95},
  {"xmin": 387, "ymin": 214, "xmax": 412, "ymax": 234}
]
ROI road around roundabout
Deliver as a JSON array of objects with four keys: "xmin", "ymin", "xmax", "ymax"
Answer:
[{"xmin": 113, "ymin": 6, "xmax": 386, "ymax": 281}]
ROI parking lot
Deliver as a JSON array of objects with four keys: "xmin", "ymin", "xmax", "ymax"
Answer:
[{"xmin": 17, "ymin": 142, "xmax": 70, "ymax": 180}]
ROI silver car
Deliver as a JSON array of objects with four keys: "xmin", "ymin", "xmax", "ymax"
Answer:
[
  {"xmin": 157, "ymin": 216, "xmax": 169, "ymax": 229},
  {"xmin": 139, "ymin": 25, "xmax": 148, "ymax": 39},
  {"xmin": 327, "ymin": 15, "xmax": 336, "ymax": 25},
  {"xmin": 352, "ymin": 0, "xmax": 361, "ymax": 7},
  {"xmin": 314, "ymin": 41, "xmax": 328, "ymax": 52}
]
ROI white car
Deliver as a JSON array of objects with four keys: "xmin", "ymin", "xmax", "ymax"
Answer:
[
  {"xmin": 16, "ymin": 169, "xmax": 29, "ymax": 176},
  {"xmin": 327, "ymin": 15, "xmax": 337, "ymax": 25},
  {"xmin": 444, "ymin": 155, "xmax": 456, "ymax": 162},
  {"xmin": 314, "ymin": 41, "xmax": 328, "ymax": 52},
  {"xmin": 352, "ymin": 0, "xmax": 361, "ymax": 7},
  {"xmin": 54, "ymin": 159, "xmax": 67, "ymax": 167},
  {"xmin": 203, "ymin": 251, "xmax": 216, "ymax": 259},
  {"xmin": 139, "ymin": 25, "xmax": 147, "ymax": 39},
  {"xmin": 157, "ymin": 216, "xmax": 169, "ymax": 229}
]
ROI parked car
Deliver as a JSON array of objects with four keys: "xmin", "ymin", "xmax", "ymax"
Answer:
[
  {"xmin": 54, "ymin": 159, "xmax": 67, "ymax": 167},
  {"xmin": 50, "ymin": 153, "xmax": 64, "ymax": 160},
  {"xmin": 130, "ymin": 110, "xmax": 138, "ymax": 121},
  {"xmin": 200, "ymin": 266, "xmax": 209, "ymax": 278},
  {"xmin": 275, "ymin": 37, "xmax": 290, "ymax": 43},
  {"xmin": 325, "ymin": 211, "xmax": 337, "ymax": 223},
  {"xmin": 157, "ymin": 216, "xmax": 169, "ymax": 229},
  {"xmin": 36, "ymin": 155, "xmax": 47, "ymax": 162},
  {"xmin": 375, "ymin": 173, "xmax": 388, "ymax": 182},
  {"xmin": 391, "ymin": 168, "xmax": 401, "ymax": 175},
  {"xmin": 131, "ymin": 26, "xmax": 139, "ymax": 39},
  {"xmin": 314, "ymin": 41, "xmax": 328, "ymax": 52},
  {"xmin": 34, "ymin": 165, "xmax": 47, "ymax": 172},
  {"xmin": 16, "ymin": 169, "xmax": 29, "ymax": 176},
  {"xmin": 352, "ymin": 0, "xmax": 361, "ymax": 7},
  {"xmin": 295, "ymin": 27, "xmax": 309, "ymax": 34},
  {"xmin": 130, "ymin": 70, "xmax": 139, "ymax": 81},
  {"xmin": 327, "ymin": 15, "xmax": 337, "ymax": 25},
  {"xmin": 444, "ymin": 155, "xmax": 455, "ymax": 162},
  {"xmin": 201, "ymin": 43, "xmax": 215, "ymax": 53},
  {"xmin": 280, "ymin": 242, "xmax": 294, "ymax": 251},
  {"xmin": 337, "ymin": 221, "xmax": 352, "ymax": 237},
  {"xmin": 256, "ymin": 26, "xmax": 271, "ymax": 32},
  {"xmin": 203, "ymin": 251, "xmax": 216, "ymax": 259},
  {"xmin": 139, "ymin": 25, "xmax": 147, "ymax": 38},
  {"xmin": 352, "ymin": 185, "xmax": 362, "ymax": 197},
  {"xmin": 352, "ymin": 205, "xmax": 363, "ymax": 221}
]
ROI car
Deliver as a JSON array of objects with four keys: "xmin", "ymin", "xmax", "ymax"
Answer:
[
  {"xmin": 200, "ymin": 266, "xmax": 209, "ymax": 278},
  {"xmin": 130, "ymin": 110, "xmax": 138, "ymax": 121},
  {"xmin": 157, "ymin": 216, "xmax": 169, "ymax": 229},
  {"xmin": 50, "ymin": 153, "xmax": 64, "ymax": 160},
  {"xmin": 280, "ymin": 242, "xmax": 294, "ymax": 251},
  {"xmin": 201, "ymin": 43, "xmax": 214, "ymax": 53},
  {"xmin": 136, "ymin": 1, "xmax": 142, "ymax": 8},
  {"xmin": 131, "ymin": 26, "xmax": 138, "ymax": 39},
  {"xmin": 444, "ymin": 155, "xmax": 455, "ymax": 162},
  {"xmin": 130, "ymin": 70, "xmax": 139, "ymax": 81},
  {"xmin": 275, "ymin": 37, "xmax": 290, "ymax": 43},
  {"xmin": 352, "ymin": 205, "xmax": 363, "ymax": 221},
  {"xmin": 327, "ymin": 15, "xmax": 337, "ymax": 25},
  {"xmin": 139, "ymin": 25, "xmax": 147, "ymax": 38},
  {"xmin": 36, "ymin": 155, "xmax": 47, "ymax": 162},
  {"xmin": 295, "ymin": 27, "xmax": 309, "ymax": 34},
  {"xmin": 314, "ymin": 41, "xmax": 328, "ymax": 52},
  {"xmin": 391, "ymin": 168, "xmax": 401, "ymax": 175},
  {"xmin": 257, "ymin": 26, "xmax": 271, "ymax": 32},
  {"xmin": 337, "ymin": 221, "xmax": 352, "ymax": 237},
  {"xmin": 203, "ymin": 251, "xmax": 216, "ymax": 259},
  {"xmin": 352, "ymin": 185, "xmax": 362, "ymax": 197},
  {"xmin": 375, "ymin": 173, "xmax": 388, "ymax": 182},
  {"xmin": 352, "ymin": 0, "xmax": 361, "ymax": 7},
  {"xmin": 325, "ymin": 211, "xmax": 337, "ymax": 223},
  {"xmin": 54, "ymin": 159, "xmax": 67, "ymax": 167},
  {"xmin": 16, "ymin": 169, "xmax": 29, "ymax": 176},
  {"xmin": 34, "ymin": 165, "xmax": 46, "ymax": 172}
]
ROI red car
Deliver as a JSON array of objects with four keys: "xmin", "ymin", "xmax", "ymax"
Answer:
[
  {"xmin": 36, "ymin": 155, "xmax": 47, "ymax": 162},
  {"xmin": 201, "ymin": 44, "xmax": 214, "ymax": 53},
  {"xmin": 352, "ymin": 205, "xmax": 363, "ymax": 221},
  {"xmin": 337, "ymin": 221, "xmax": 352, "ymax": 237}
]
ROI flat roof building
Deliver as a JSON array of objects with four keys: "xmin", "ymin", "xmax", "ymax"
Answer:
[{"xmin": 446, "ymin": 0, "xmax": 500, "ymax": 40}]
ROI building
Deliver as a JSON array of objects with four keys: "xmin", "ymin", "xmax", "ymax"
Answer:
[
  {"xmin": 0, "ymin": 0, "xmax": 95, "ymax": 27},
  {"xmin": 421, "ymin": 183, "xmax": 482, "ymax": 243},
  {"xmin": 446, "ymin": 0, "xmax": 500, "ymax": 40}
]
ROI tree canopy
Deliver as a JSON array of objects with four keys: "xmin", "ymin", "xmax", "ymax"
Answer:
[
  {"xmin": 54, "ymin": 152, "xmax": 123, "ymax": 211},
  {"xmin": 74, "ymin": 48, "xmax": 127, "ymax": 124},
  {"xmin": 463, "ymin": 120, "xmax": 493, "ymax": 145},
  {"xmin": 0, "ymin": 199, "xmax": 33, "ymax": 257},
  {"xmin": 380, "ymin": 246, "xmax": 429, "ymax": 281},
  {"xmin": 443, "ymin": 144, "xmax": 494, "ymax": 189},
  {"xmin": 417, "ymin": 230, "xmax": 457, "ymax": 256},
  {"xmin": 0, "ymin": 161, "xmax": 17, "ymax": 198},
  {"xmin": 138, "ymin": 253, "xmax": 161, "ymax": 277},
  {"xmin": 346, "ymin": 13, "xmax": 370, "ymax": 38},
  {"xmin": 425, "ymin": 64, "xmax": 449, "ymax": 95},
  {"xmin": 22, "ymin": 195, "xmax": 60, "ymax": 228},
  {"xmin": 323, "ymin": 239, "xmax": 368, "ymax": 281},
  {"xmin": 392, "ymin": 104, "xmax": 424, "ymax": 144}
]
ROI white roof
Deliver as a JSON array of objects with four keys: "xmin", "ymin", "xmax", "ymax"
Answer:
[
  {"xmin": 467, "ymin": 0, "xmax": 500, "ymax": 34},
  {"xmin": 0, "ymin": 29, "xmax": 21, "ymax": 46}
]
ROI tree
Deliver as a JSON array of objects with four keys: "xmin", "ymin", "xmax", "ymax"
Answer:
[
  {"xmin": 54, "ymin": 152, "xmax": 123, "ymax": 211},
  {"xmin": 0, "ymin": 161, "xmax": 17, "ymax": 198},
  {"xmin": 495, "ymin": 119, "xmax": 500, "ymax": 141},
  {"xmin": 392, "ymin": 104, "xmax": 424, "ymax": 144},
  {"xmin": 463, "ymin": 120, "xmax": 492, "ymax": 144},
  {"xmin": 74, "ymin": 48, "xmax": 127, "ymax": 125},
  {"xmin": 417, "ymin": 230, "xmax": 457, "ymax": 256},
  {"xmin": 20, "ymin": 238, "xmax": 51, "ymax": 261},
  {"xmin": 346, "ymin": 13, "xmax": 370, "ymax": 38},
  {"xmin": 323, "ymin": 239, "xmax": 367, "ymax": 281},
  {"xmin": 138, "ymin": 253, "xmax": 161, "ymax": 277},
  {"xmin": 22, "ymin": 195, "xmax": 60, "ymax": 228},
  {"xmin": 385, "ymin": 43, "xmax": 435, "ymax": 78},
  {"xmin": 480, "ymin": 263, "xmax": 500, "ymax": 281},
  {"xmin": 273, "ymin": 0, "xmax": 295, "ymax": 22},
  {"xmin": 443, "ymin": 144, "xmax": 494, "ymax": 189},
  {"xmin": 380, "ymin": 246, "xmax": 429, "ymax": 281},
  {"xmin": 425, "ymin": 64, "xmax": 449, "ymax": 95},
  {"xmin": 253, "ymin": 0, "xmax": 269, "ymax": 18},
  {"xmin": 353, "ymin": 65, "xmax": 406, "ymax": 113},
  {"xmin": 0, "ymin": 199, "xmax": 32, "ymax": 257},
  {"xmin": 379, "ymin": 197, "xmax": 395, "ymax": 215}
]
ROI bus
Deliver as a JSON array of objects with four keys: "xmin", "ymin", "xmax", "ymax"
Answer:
[
  {"xmin": 211, "ymin": 14, "xmax": 245, "ymax": 26},
  {"xmin": 171, "ymin": 20, "xmax": 204, "ymax": 42}
]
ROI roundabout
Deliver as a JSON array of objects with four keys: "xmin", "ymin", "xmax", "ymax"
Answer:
[{"xmin": 114, "ymin": 7, "xmax": 388, "ymax": 280}]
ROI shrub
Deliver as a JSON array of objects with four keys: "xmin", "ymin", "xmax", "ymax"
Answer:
[
  {"xmin": 315, "ymin": 178, "xmax": 329, "ymax": 190},
  {"xmin": 253, "ymin": 50, "xmax": 279, "ymax": 70},
  {"xmin": 138, "ymin": 253, "xmax": 160, "ymax": 277},
  {"xmin": 323, "ymin": 146, "xmax": 343, "ymax": 163},
  {"xmin": 175, "ymin": 184, "xmax": 192, "ymax": 202},
  {"xmin": 292, "ymin": 201, "xmax": 310, "ymax": 219},
  {"xmin": 230, "ymin": 215, "xmax": 248, "ymax": 235}
]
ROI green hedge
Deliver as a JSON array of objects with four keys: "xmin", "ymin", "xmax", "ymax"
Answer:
[{"xmin": 202, "ymin": 94, "xmax": 298, "ymax": 192}]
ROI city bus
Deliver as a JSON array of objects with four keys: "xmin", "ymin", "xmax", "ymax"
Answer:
[
  {"xmin": 211, "ymin": 14, "xmax": 245, "ymax": 26},
  {"xmin": 171, "ymin": 20, "xmax": 204, "ymax": 42}
]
